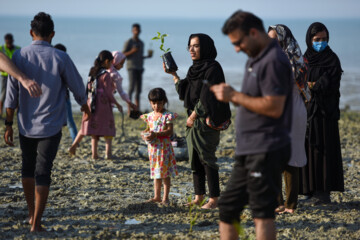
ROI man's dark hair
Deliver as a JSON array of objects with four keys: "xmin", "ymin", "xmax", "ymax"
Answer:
[
  {"xmin": 4, "ymin": 33, "xmax": 13, "ymax": 41},
  {"xmin": 132, "ymin": 23, "xmax": 141, "ymax": 30},
  {"xmin": 222, "ymin": 10, "xmax": 265, "ymax": 35},
  {"xmin": 31, "ymin": 12, "xmax": 54, "ymax": 38}
]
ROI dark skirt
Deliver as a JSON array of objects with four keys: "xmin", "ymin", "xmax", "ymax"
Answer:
[{"xmin": 299, "ymin": 112, "xmax": 344, "ymax": 195}]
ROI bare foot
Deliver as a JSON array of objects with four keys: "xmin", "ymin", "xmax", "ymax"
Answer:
[
  {"xmin": 283, "ymin": 208, "xmax": 295, "ymax": 214},
  {"xmin": 28, "ymin": 216, "xmax": 33, "ymax": 225},
  {"xmin": 105, "ymin": 154, "xmax": 112, "ymax": 160},
  {"xmin": 30, "ymin": 225, "xmax": 47, "ymax": 232},
  {"xmin": 201, "ymin": 201, "xmax": 218, "ymax": 209},
  {"xmin": 184, "ymin": 200, "xmax": 202, "ymax": 207},
  {"xmin": 161, "ymin": 200, "xmax": 170, "ymax": 206},
  {"xmin": 146, "ymin": 198, "xmax": 161, "ymax": 203},
  {"xmin": 92, "ymin": 155, "xmax": 99, "ymax": 160},
  {"xmin": 275, "ymin": 205, "xmax": 285, "ymax": 213}
]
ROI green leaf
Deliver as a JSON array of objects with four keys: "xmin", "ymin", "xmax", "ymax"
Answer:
[
  {"xmin": 166, "ymin": 48, "xmax": 170, "ymax": 52},
  {"xmin": 151, "ymin": 37, "xmax": 159, "ymax": 40},
  {"xmin": 162, "ymin": 34, "xmax": 168, "ymax": 38},
  {"xmin": 161, "ymin": 38, "xmax": 164, "ymax": 44}
]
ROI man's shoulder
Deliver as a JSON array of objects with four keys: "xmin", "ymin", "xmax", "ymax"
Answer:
[{"xmin": 266, "ymin": 43, "xmax": 290, "ymax": 65}]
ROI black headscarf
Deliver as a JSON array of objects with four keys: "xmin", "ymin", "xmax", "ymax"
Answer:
[
  {"xmin": 304, "ymin": 22, "xmax": 342, "ymax": 82},
  {"xmin": 177, "ymin": 33, "xmax": 231, "ymax": 125},
  {"xmin": 304, "ymin": 22, "xmax": 343, "ymax": 119}
]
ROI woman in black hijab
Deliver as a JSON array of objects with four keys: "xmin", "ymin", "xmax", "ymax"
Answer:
[
  {"xmin": 299, "ymin": 22, "xmax": 344, "ymax": 204},
  {"xmin": 164, "ymin": 33, "xmax": 231, "ymax": 209}
]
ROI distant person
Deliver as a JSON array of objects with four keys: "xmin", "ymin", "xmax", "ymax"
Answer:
[
  {"xmin": 0, "ymin": 52, "xmax": 41, "ymax": 98},
  {"xmin": 54, "ymin": 43, "xmax": 78, "ymax": 143},
  {"xmin": 268, "ymin": 24, "xmax": 309, "ymax": 214},
  {"xmin": 0, "ymin": 33, "xmax": 21, "ymax": 116},
  {"xmin": 123, "ymin": 23, "xmax": 153, "ymax": 113},
  {"xmin": 164, "ymin": 33, "xmax": 231, "ymax": 209},
  {"xmin": 140, "ymin": 88, "xmax": 178, "ymax": 205},
  {"xmin": 299, "ymin": 22, "xmax": 344, "ymax": 204},
  {"xmin": 79, "ymin": 50, "xmax": 123, "ymax": 160},
  {"xmin": 3, "ymin": 12, "xmax": 91, "ymax": 232},
  {"xmin": 211, "ymin": 10, "xmax": 292, "ymax": 239}
]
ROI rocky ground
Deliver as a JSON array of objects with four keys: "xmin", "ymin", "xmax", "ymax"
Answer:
[{"xmin": 0, "ymin": 110, "xmax": 359, "ymax": 239}]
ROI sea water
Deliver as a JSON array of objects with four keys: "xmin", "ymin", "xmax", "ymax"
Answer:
[{"xmin": 0, "ymin": 16, "xmax": 359, "ymax": 110}]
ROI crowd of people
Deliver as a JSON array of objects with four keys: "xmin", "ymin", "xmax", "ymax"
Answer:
[{"xmin": 1, "ymin": 10, "xmax": 344, "ymax": 240}]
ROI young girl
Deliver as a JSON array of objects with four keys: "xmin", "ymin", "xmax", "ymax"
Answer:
[
  {"xmin": 140, "ymin": 88, "xmax": 178, "ymax": 205},
  {"xmin": 80, "ymin": 50, "xmax": 123, "ymax": 159}
]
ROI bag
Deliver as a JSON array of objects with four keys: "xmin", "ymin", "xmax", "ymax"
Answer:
[
  {"xmin": 205, "ymin": 117, "xmax": 231, "ymax": 131},
  {"xmin": 86, "ymin": 69, "xmax": 107, "ymax": 113}
]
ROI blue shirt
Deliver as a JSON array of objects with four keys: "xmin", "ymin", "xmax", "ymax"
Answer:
[
  {"xmin": 235, "ymin": 40, "xmax": 293, "ymax": 156},
  {"xmin": 5, "ymin": 40, "xmax": 87, "ymax": 138}
]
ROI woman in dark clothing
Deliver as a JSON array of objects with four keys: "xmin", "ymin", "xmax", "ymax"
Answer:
[
  {"xmin": 299, "ymin": 22, "xmax": 344, "ymax": 204},
  {"xmin": 164, "ymin": 33, "xmax": 231, "ymax": 209}
]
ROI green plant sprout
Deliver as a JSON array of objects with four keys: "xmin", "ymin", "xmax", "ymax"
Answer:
[
  {"xmin": 152, "ymin": 32, "xmax": 170, "ymax": 53},
  {"xmin": 187, "ymin": 195, "xmax": 207, "ymax": 233},
  {"xmin": 233, "ymin": 219, "xmax": 251, "ymax": 240}
]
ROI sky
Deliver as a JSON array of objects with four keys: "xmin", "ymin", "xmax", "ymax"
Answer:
[{"xmin": 1, "ymin": 0, "xmax": 360, "ymax": 19}]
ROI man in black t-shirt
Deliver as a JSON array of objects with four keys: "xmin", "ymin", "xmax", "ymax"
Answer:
[{"xmin": 211, "ymin": 11, "xmax": 293, "ymax": 240}]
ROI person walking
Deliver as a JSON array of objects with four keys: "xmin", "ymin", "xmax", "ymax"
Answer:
[
  {"xmin": 4, "ymin": 12, "xmax": 90, "ymax": 232},
  {"xmin": 211, "ymin": 10, "xmax": 293, "ymax": 240}
]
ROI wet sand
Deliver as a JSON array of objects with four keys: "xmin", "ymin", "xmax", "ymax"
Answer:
[{"xmin": 0, "ymin": 110, "xmax": 359, "ymax": 239}]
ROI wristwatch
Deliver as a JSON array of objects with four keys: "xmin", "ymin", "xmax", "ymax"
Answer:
[{"xmin": 5, "ymin": 120, "xmax": 13, "ymax": 126}]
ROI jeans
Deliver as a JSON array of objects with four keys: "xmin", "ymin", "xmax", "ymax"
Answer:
[{"xmin": 66, "ymin": 97, "xmax": 78, "ymax": 142}]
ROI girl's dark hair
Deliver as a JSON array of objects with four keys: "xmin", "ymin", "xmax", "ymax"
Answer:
[
  {"xmin": 89, "ymin": 50, "xmax": 113, "ymax": 78},
  {"xmin": 31, "ymin": 12, "xmax": 54, "ymax": 38},
  {"xmin": 148, "ymin": 87, "xmax": 168, "ymax": 105}
]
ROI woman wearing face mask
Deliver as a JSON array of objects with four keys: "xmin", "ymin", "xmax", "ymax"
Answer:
[
  {"xmin": 163, "ymin": 34, "xmax": 231, "ymax": 209},
  {"xmin": 299, "ymin": 22, "xmax": 344, "ymax": 204}
]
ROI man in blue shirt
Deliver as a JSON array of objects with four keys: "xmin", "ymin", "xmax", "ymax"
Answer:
[
  {"xmin": 211, "ymin": 10, "xmax": 292, "ymax": 240},
  {"xmin": 4, "ymin": 12, "xmax": 91, "ymax": 232}
]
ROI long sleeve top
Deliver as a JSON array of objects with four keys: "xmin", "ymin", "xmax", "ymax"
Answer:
[{"xmin": 5, "ymin": 40, "xmax": 87, "ymax": 138}]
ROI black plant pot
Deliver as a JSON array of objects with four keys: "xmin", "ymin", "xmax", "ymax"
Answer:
[{"xmin": 162, "ymin": 52, "xmax": 178, "ymax": 73}]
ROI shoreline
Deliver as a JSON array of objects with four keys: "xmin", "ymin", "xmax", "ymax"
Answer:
[{"xmin": 0, "ymin": 110, "xmax": 359, "ymax": 239}]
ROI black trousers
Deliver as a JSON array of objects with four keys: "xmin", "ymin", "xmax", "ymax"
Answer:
[
  {"xmin": 192, "ymin": 149, "xmax": 220, "ymax": 198},
  {"xmin": 128, "ymin": 69, "xmax": 143, "ymax": 102},
  {"xmin": 19, "ymin": 131, "xmax": 62, "ymax": 186},
  {"xmin": 218, "ymin": 144, "xmax": 290, "ymax": 223}
]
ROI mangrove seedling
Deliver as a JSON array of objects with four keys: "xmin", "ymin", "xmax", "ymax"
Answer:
[
  {"xmin": 152, "ymin": 32, "xmax": 170, "ymax": 53},
  {"xmin": 187, "ymin": 195, "xmax": 207, "ymax": 233}
]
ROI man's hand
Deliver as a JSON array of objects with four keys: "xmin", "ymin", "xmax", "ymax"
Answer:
[
  {"xmin": 81, "ymin": 104, "xmax": 91, "ymax": 121},
  {"xmin": 4, "ymin": 126, "xmax": 14, "ymax": 146},
  {"xmin": 210, "ymin": 83, "xmax": 236, "ymax": 103},
  {"xmin": 21, "ymin": 78, "xmax": 42, "ymax": 97}
]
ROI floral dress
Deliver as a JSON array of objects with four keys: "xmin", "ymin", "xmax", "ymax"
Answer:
[{"xmin": 140, "ymin": 111, "xmax": 178, "ymax": 179}]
